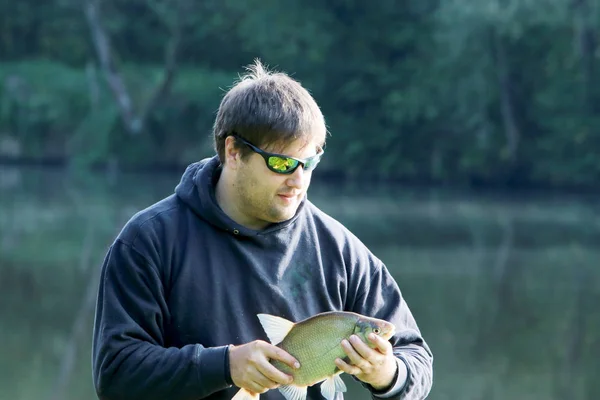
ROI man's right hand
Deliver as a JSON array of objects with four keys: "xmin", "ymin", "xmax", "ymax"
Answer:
[{"xmin": 228, "ymin": 340, "xmax": 300, "ymax": 394}]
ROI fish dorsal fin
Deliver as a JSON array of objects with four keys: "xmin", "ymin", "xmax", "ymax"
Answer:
[
  {"xmin": 278, "ymin": 384, "xmax": 307, "ymax": 400},
  {"xmin": 320, "ymin": 373, "xmax": 347, "ymax": 400},
  {"xmin": 256, "ymin": 314, "xmax": 295, "ymax": 345}
]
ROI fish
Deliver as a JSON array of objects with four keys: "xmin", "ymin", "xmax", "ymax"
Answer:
[{"xmin": 231, "ymin": 311, "xmax": 397, "ymax": 400}]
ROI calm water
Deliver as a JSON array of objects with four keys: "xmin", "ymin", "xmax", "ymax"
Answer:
[{"xmin": 1, "ymin": 165, "xmax": 599, "ymax": 400}]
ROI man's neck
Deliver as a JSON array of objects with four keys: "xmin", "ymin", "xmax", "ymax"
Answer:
[
  {"xmin": 214, "ymin": 169, "xmax": 235, "ymax": 220},
  {"xmin": 214, "ymin": 169, "xmax": 265, "ymax": 230}
]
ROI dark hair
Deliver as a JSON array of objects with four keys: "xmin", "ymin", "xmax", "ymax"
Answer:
[{"xmin": 213, "ymin": 59, "xmax": 327, "ymax": 163}]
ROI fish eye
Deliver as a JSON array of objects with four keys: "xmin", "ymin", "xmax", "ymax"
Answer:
[{"xmin": 374, "ymin": 328, "xmax": 380, "ymax": 334}]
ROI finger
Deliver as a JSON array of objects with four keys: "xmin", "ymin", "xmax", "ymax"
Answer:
[
  {"xmin": 264, "ymin": 344, "xmax": 301, "ymax": 370},
  {"xmin": 255, "ymin": 344, "xmax": 295, "ymax": 385},
  {"xmin": 250, "ymin": 366, "xmax": 280, "ymax": 390},
  {"xmin": 334, "ymin": 357, "xmax": 363, "ymax": 376},
  {"xmin": 257, "ymin": 361, "xmax": 294, "ymax": 386},
  {"xmin": 341, "ymin": 338, "xmax": 371, "ymax": 369},
  {"xmin": 348, "ymin": 335, "xmax": 378, "ymax": 361},
  {"xmin": 246, "ymin": 377, "xmax": 272, "ymax": 394},
  {"xmin": 367, "ymin": 333, "xmax": 393, "ymax": 355}
]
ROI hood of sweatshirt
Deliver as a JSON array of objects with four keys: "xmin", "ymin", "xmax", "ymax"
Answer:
[{"xmin": 174, "ymin": 155, "xmax": 306, "ymax": 237}]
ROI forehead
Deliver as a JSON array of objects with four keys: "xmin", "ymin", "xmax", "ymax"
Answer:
[{"xmin": 264, "ymin": 135, "xmax": 324, "ymax": 157}]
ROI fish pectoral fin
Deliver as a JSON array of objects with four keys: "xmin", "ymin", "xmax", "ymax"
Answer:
[
  {"xmin": 278, "ymin": 384, "xmax": 307, "ymax": 400},
  {"xmin": 231, "ymin": 388, "xmax": 259, "ymax": 400},
  {"xmin": 256, "ymin": 314, "xmax": 295, "ymax": 345},
  {"xmin": 320, "ymin": 373, "xmax": 347, "ymax": 400}
]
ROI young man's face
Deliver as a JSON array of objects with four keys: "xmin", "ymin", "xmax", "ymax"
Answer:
[{"xmin": 229, "ymin": 136, "xmax": 323, "ymax": 230}]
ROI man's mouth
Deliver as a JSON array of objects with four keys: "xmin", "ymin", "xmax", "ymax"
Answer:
[{"xmin": 277, "ymin": 193, "xmax": 299, "ymax": 203}]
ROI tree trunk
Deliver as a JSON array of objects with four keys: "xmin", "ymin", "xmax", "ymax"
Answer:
[
  {"xmin": 492, "ymin": 28, "xmax": 520, "ymax": 164},
  {"xmin": 83, "ymin": 0, "xmax": 185, "ymax": 135},
  {"xmin": 83, "ymin": 0, "xmax": 138, "ymax": 133},
  {"xmin": 572, "ymin": 0, "xmax": 598, "ymax": 113}
]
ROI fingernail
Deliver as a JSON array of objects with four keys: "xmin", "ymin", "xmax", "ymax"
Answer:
[{"xmin": 294, "ymin": 362, "xmax": 300, "ymax": 369}]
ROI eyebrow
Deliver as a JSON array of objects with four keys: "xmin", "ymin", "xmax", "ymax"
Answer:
[
  {"xmin": 262, "ymin": 143, "xmax": 322, "ymax": 160},
  {"xmin": 232, "ymin": 133, "xmax": 322, "ymax": 159}
]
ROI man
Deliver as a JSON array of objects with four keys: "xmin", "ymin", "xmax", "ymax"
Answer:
[{"xmin": 92, "ymin": 60, "xmax": 433, "ymax": 400}]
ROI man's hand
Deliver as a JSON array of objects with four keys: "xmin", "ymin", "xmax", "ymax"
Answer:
[
  {"xmin": 335, "ymin": 333, "xmax": 399, "ymax": 391},
  {"xmin": 229, "ymin": 340, "xmax": 300, "ymax": 395}
]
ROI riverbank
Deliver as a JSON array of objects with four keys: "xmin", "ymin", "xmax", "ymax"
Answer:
[{"xmin": 2, "ymin": 156, "xmax": 600, "ymax": 197}]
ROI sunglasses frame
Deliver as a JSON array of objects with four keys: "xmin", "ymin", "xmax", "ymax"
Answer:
[{"xmin": 231, "ymin": 134, "xmax": 324, "ymax": 175}]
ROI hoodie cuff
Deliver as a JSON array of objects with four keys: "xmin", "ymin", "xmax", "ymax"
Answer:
[
  {"xmin": 224, "ymin": 345, "xmax": 233, "ymax": 385},
  {"xmin": 196, "ymin": 345, "xmax": 234, "ymax": 392}
]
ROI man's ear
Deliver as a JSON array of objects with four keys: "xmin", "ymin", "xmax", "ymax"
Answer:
[{"xmin": 224, "ymin": 136, "xmax": 242, "ymax": 168}]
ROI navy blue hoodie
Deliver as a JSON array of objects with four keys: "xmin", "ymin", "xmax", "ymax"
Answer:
[{"xmin": 91, "ymin": 156, "xmax": 433, "ymax": 400}]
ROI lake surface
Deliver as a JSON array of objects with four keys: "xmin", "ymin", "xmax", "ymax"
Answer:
[{"xmin": 1, "ymin": 165, "xmax": 599, "ymax": 400}]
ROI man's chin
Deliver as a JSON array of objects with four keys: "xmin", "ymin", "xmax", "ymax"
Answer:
[{"xmin": 269, "ymin": 206, "xmax": 298, "ymax": 223}]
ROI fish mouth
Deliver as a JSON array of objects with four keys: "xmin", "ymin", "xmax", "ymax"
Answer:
[{"xmin": 382, "ymin": 322, "xmax": 396, "ymax": 340}]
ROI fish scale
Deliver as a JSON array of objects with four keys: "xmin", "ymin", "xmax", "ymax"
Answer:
[
  {"xmin": 231, "ymin": 311, "xmax": 396, "ymax": 400},
  {"xmin": 272, "ymin": 313, "xmax": 359, "ymax": 385}
]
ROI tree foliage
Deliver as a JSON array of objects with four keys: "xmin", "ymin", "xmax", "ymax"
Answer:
[{"xmin": 0, "ymin": 0, "xmax": 598, "ymax": 188}]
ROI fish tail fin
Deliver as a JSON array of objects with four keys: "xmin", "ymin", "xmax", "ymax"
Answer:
[{"xmin": 231, "ymin": 388, "xmax": 260, "ymax": 400}]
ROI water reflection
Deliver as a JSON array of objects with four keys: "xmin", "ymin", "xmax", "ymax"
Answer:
[{"xmin": 0, "ymin": 166, "xmax": 599, "ymax": 400}]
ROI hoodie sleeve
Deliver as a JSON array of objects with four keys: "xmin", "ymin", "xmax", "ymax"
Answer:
[
  {"xmin": 348, "ymin": 259, "xmax": 434, "ymax": 400},
  {"xmin": 92, "ymin": 238, "xmax": 232, "ymax": 400}
]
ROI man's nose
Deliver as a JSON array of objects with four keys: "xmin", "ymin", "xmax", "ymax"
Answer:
[{"xmin": 286, "ymin": 166, "xmax": 307, "ymax": 189}]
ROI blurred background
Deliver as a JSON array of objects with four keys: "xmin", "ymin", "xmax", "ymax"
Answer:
[{"xmin": 1, "ymin": 0, "xmax": 599, "ymax": 399}]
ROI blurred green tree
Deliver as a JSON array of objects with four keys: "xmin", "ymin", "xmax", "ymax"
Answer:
[{"xmin": 0, "ymin": 0, "xmax": 598, "ymax": 188}]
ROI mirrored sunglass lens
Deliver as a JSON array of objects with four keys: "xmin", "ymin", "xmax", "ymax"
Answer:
[{"xmin": 268, "ymin": 156, "xmax": 298, "ymax": 172}]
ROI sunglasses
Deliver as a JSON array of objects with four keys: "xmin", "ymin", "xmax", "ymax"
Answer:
[{"xmin": 232, "ymin": 134, "xmax": 324, "ymax": 175}]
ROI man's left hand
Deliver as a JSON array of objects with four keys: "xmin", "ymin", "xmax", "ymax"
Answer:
[{"xmin": 334, "ymin": 333, "xmax": 398, "ymax": 390}]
